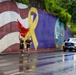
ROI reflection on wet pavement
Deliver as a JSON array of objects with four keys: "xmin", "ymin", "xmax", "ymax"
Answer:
[
  {"xmin": 63, "ymin": 53, "xmax": 76, "ymax": 61},
  {"xmin": 19, "ymin": 53, "xmax": 37, "ymax": 72},
  {"xmin": 19, "ymin": 53, "xmax": 76, "ymax": 75},
  {"xmin": 0, "ymin": 52, "xmax": 76, "ymax": 75}
]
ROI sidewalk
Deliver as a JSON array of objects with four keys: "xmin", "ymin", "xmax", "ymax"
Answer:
[{"xmin": 0, "ymin": 49, "xmax": 63, "ymax": 55}]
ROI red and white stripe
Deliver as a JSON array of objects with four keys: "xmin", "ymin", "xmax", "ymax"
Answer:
[{"xmin": 0, "ymin": 1, "xmax": 30, "ymax": 53}]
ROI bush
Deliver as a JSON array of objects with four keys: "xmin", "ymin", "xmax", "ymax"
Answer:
[{"xmin": 43, "ymin": 0, "xmax": 71, "ymax": 26}]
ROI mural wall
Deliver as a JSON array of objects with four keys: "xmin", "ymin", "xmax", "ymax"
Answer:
[
  {"xmin": 0, "ymin": 1, "xmax": 29, "ymax": 53},
  {"xmin": 0, "ymin": 1, "xmax": 74, "ymax": 53},
  {"xmin": 55, "ymin": 19, "xmax": 64, "ymax": 50},
  {"xmin": 35, "ymin": 10, "xmax": 56, "ymax": 49}
]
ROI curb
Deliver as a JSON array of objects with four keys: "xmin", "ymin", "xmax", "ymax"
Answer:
[{"xmin": 0, "ymin": 50, "xmax": 63, "ymax": 55}]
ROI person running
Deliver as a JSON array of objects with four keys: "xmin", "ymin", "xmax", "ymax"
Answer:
[
  {"xmin": 25, "ymin": 36, "xmax": 32, "ymax": 55},
  {"xmin": 19, "ymin": 34, "xmax": 24, "ymax": 54}
]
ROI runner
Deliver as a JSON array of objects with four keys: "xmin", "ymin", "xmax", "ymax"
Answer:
[
  {"xmin": 19, "ymin": 34, "xmax": 24, "ymax": 54},
  {"xmin": 25, "ymin": 36, "xmax": 32, "ymax": 55}
]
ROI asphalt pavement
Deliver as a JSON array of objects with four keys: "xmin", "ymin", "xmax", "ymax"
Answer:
[{"xmin": 0, "ymin": 51, "xmax": 76, "ymax": 75}]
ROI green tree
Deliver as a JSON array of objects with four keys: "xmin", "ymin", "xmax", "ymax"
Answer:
[
  {"xmin": 43, "ymin": 0, "xmax": 71, "ymax": 27},
  {"xmin": 60, "ymin": 0, "xmax": 76, "ymax": 23},
  {"xmin": 60, "ymin": 0, "xmax": 76, "ymax": 34},
  {"xmin": 14, "ymin": 0, "xmax": 30, "ymax": 7}
]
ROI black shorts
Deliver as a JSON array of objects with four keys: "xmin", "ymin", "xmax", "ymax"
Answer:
[
  {"xmin": 20, "ymin": 44, "xmax": 24, "ymax": 49},
  {"xmin": 26, "ymin": 44, "xmax": 30, "ymax": 48}
]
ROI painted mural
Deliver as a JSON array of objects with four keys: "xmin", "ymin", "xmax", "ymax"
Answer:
[
  {"xmin": 0, "ymin": 1, "xmax": 29, "ymax": 53},
  {"xmin": 55, "ymin": 19, "xmax": 64, "ymax": 50},
  {"xmin": 0, "ymin": 1, "xmax": 57, "ymax": 53},
  {"xmin": 0, "ymin": 1, "xmax": 74, "ymax": 53},
  {"xmin": 35, "ymin": 10, "xmax": 57, "ymax": 49}
]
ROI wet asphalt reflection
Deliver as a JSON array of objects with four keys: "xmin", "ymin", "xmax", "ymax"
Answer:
[{"xmin": 0, "ymin": 52, "xmax": 76, "ymax": 75}]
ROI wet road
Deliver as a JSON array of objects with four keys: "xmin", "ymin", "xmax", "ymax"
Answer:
[{"xmin": 0, "ymin": 51, "xmax": 76, "ymax": 75}]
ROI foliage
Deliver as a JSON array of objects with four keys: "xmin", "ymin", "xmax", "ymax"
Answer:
[
  {"xmin": 70, "ymin": 20, "xmax": 76, "ymax": 35},
  {"xmin": 70, "ymin": 26, "xmax": 76, "ymax": 35},
  {"xmin": 14, "ymin": 0, "xmax": 30, "ymax": 7},
  {"xmin": 61, "ymin": 0, "xmax": 76, "ymax": 21},
  {"xmin": 43, "ymin": 0, "xmax": 71, "ymax": 26},
  {"xmin": 60, "ymin": 0, "xmax": 76, "ymax": 34}
]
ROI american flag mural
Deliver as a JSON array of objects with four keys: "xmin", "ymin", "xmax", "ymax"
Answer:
[{"xmin": 0, "ymin": 1, "xmax": 30, "ymax": 53}]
